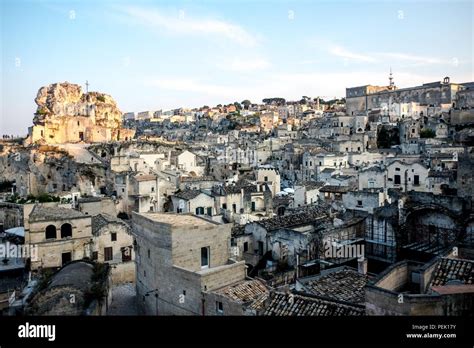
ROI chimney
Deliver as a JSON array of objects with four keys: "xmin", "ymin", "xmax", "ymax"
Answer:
[{"xmin": 358, "ymin": 258, "xmax": 368, "ymax": 275}]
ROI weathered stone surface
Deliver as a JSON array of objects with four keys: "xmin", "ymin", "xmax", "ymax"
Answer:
[
  {"xmin": 28, "ymin": 82, "xmax": 135, "ymax": 144},
  {"xmin": 33, "ymin": 82, "xmax": 122, "ymax": 127}
]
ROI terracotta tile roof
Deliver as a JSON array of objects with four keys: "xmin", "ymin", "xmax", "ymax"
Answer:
[
  {"xmin": 91, "ymin": 213, "xmax": 129, "ymax": 236},
  {"xmin": 262, "ymin": 292, "xmax": 364, "ymax": 316},
  {"xmin": 29, "ymin": 205, "xmax": 87, "ymax": 222},
  {"xmin": 213, "ymin": 279, "xmax": 269, "ymax": 305},
  {"xmin": 295, "ymin": 181, "xmax": 326, "ymax": 190},
  {"xmin": 173, "ymin": 189, "xmax": 203, "ymax": 200},
  {"xmin": 247, "ymin": 293, "xmax": 269, "ymax": 311},
  {"xmin": 256, "ymin": 205, "xmax": 329, "ymax": 231},
  {"xmin": 429, "ymin": 257, "xmax": 474, "ymax": 287},
  {"xmin": 319, "ymin": 185, "xmax": 351, "ymax": 193},
  {"xmin": 134, "ymin": 174, "xmax": 157, "ymax": 182},
  {"xmin": 299, "ymin": 269, "xmax": 368, "ymax": 304},
  {"xmin": 180, "ymin": 176, "xmax": 215, "ymax": 182}
]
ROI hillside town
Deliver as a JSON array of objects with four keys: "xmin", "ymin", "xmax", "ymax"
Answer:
[{"xmin": 1, "ymin": 74, "xmax": 473, "ymax": 316}]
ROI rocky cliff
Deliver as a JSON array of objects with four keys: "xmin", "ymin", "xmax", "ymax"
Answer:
[{"xmin": 34, "ymin": 82, "xmax": 123, "ymax": 128}]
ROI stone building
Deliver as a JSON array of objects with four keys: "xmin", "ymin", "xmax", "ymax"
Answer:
[
  {"xmin": 170, "ymin": 189, "xmax": 216, "ymax": 216},
  {"xmin": 27, "ymin": 82, "xmax": 135, "ymax": 145},
  {"xmin": 365, "ymin": 252, "xmax": 474, "ymax": 315},
  {"xmin": 132, "ymin": 213, "xmax": 246, "ymax": 315},
  {"xmin": 212, "ymin": 182, "xmax": 273, "ymax": 224},
  {"xmin": 346, "ymin": 77, "xmax": 469, "ymax": 116},
  {"xmin": 24, "ymin": 204, "xmax": 93, "ymax": 270},
  {"xmin": 385, "ymin": 160, "xmax": 429, "ymax": 192},
  {"xmin": 91, "ymin": 213, "xmax": 135, "ymax": 284},
  {"xmin": 203, "ymin": 278, "xmax": 268, "ymax": 316}
]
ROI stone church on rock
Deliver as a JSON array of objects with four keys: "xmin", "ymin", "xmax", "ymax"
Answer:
[{"xmin": 27, "ymin": 82, "xmax": 135, "ymax": 144}]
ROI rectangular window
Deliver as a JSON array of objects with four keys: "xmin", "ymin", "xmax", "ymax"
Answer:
[
  {"xmin": 264, "ymin": 176, "xmax": 268, "ymax": 181},
  {"xmin": 111, "ymin": 233, "xmax": 117, "ymax": 242},
  {"xmin": 251, "ymin": 201, "xmax": 256, "ymax": 212},
  {"xmin": 121, "ymin": 247, "xmax": 131, "ymax": 262},
  {"xmin": 258, "ymin": 241, "xmax": 264, "ymax": 256},
  {"xmin": 201, "ymin": 246, "xmax": 210, "ymax": 268},
  {"xmin": 92, "ymin": 251, "xmax": 98, "ymax": 260},
  {"xmin": 394, "ymin": 175, "xmax": 401, "ymax": 185},
  {"xmin": 357, "ymin": 200, "xmax": 363, "ymax": 207},
  {"xmin": 232, "ymin": 204, "xmax": 237, "ymax": 213},
  {"xmin": 216, "ymin": 301, "xmax": 223, "ymax": 314},
  {"xmin": 61, "ymin": 252, "xmax": 71, "ymax": 266},
  {"xmin": 395, "ymin": 168, "xmax": 400, "ymax": 171},
  {"xmin": 414, "ymin": 175, "xmax": 420, "ymax": 186},
  {"xmin": 243, "ymin": 242, "xmax": 249, "ymax": 252},
  {"xmin": 222, "ymin": 203, "xmax": 227, "ymax": 210},
  {"xmin": 104, "ymin": 247, "xmax": 113, "ymax": 261}
]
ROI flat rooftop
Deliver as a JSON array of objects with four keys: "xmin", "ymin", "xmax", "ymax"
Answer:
[{"xmin": 139, "ymin": 212, "xmax": 217, "ymax": 227}]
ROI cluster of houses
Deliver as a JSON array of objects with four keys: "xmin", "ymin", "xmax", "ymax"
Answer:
[{"xmin": 0, "ymin": 75, "xmax": 474, "ymax": 316}]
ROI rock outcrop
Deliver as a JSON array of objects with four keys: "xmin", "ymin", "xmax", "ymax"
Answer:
[
  {"xmin": 34, "ymin": 82, "xmax": 122, "ymax": 128},
  {"xmin": 28, "ymin": 82, "xmax": 135, "ymax": 144}
]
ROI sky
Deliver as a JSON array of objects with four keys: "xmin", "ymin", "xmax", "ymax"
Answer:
[{"xmin": 1, "ymin": 0, "xmax": 473, "ymax": 135}]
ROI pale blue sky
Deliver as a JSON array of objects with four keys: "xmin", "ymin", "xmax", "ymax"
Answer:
[{"xmin": 1, "ymin": 0, "xmax": 473, "ymax": 134}]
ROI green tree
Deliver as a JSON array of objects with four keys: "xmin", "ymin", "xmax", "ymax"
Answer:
[
  {"xmin": 241, "ymin": 100, "xmax": 251, "ymax": 110},
  {"xmin": 420, "ymin": 128, "xmax": 436, "ymax": 138}
]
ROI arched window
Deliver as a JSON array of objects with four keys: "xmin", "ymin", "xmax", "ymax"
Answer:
[
  {"xmin": 45, "ymin": 225, "xmax": 57, "ymax": 240},
  {"xmin": 61, "ymin": 223, "xmax": 72, "ymax": 239}
]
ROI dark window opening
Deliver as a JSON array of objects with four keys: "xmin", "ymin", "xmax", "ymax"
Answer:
[
  {"xmin": 122, "ymin": 247, "xmax": 131, "ymax": 262},
  {"xmin": 216, "ymin": 301, "xmax": 223, "ymax": 314},
  {"xmin": 62, "ymin": 252, "xmax": 72, "ymax": 266},
  {"xmin": 414, "ymin": 175, "xmax": 420, "ymax": 186},
  {"xmin": 258, "ymin": 241, "xmax": 264, "ymax": 256},
  {"xmin": 111, "ymin": 232, "xmax": 117, "ymax": 242},
  {"xmin": 394, "ymin": 175, "xmax": 401, "ymax": 185},
  {"xmin": 60, "ymin": 223, "xmax": 72, "ymax": 239},
  {"xmin": 104, "ymin": 247, "xmax": 113, "ymax": 261},
  {"xmin": 45, "ymin": 225, "xmax": 57, "ymax": 240},
  {"xmin": 201, "ymin": 246, "xmax": 210, "ymax": 268}
]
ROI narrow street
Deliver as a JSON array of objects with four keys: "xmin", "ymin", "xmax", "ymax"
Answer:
[{"xmin": 107, "ymin": 283, "xmax": 138, "ymax": 315}]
